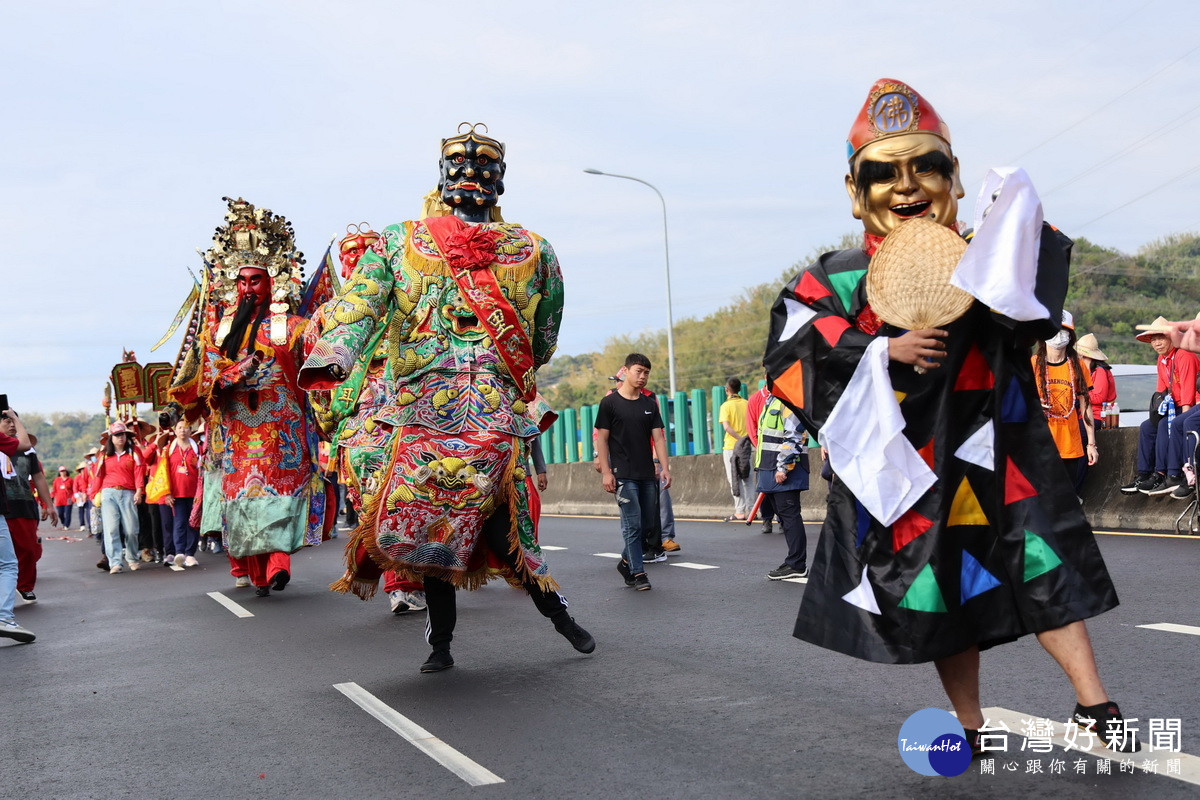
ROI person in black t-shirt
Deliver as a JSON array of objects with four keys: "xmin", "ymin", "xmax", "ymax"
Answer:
[{"xmin": 594, "ymin": 353, "xmax": 672, "ymax": 591}]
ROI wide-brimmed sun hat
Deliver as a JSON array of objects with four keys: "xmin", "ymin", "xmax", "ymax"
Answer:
[
  {"xmin": 1135, "ymin": 316, "xmax": 1174, "ymax": 342},
  {"xmin": 1076, "ymin": 333, "xmax": 1108, "ymax": 361}
]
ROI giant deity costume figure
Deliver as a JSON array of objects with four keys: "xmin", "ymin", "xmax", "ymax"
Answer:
[
  {"xmin": 300, "ymin": 124, "xmax": 594, "ymax": 672},
  {"xmin": 168, "ymin": 198, "xmax": 327, "ymax": 597},
  {"xmin": 317, "ymin": 222, "xmax": 427, "ymax": 615},
  {"xmin": 763, "ymin": 80, "xmax": 1139, "ymax": 753}
]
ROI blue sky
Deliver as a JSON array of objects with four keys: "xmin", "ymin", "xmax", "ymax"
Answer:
[{"xmin": 3, "ymin": 0, "xmax": 1197, "ymax": 412}]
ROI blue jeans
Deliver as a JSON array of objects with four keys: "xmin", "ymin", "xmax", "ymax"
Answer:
[
  {"xmin": 659, "ymin": 483, "xmax": 675, "ymax": 540},
  {"xmin": 0, "ymin": 517, "xmax": 17, "ymax": 624},
  {"xmin": 617, "ymin": 479, "xmax": 658, "ymax": 574},
  {"xmin": 101, "ymin": 488, "xmax": 139, "ymax": 566}
]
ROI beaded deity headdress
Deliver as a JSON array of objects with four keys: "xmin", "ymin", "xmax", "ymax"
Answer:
[{"xmin": 206, "ymin": 196, "xmax": 306, "ymax": 346}]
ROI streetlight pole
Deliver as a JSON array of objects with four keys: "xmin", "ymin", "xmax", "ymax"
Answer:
[{"xmin": 584, "ymin": 168, "xmax": 677, "ymax": 397}]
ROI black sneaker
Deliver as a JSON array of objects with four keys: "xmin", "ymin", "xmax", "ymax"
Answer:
[
  {"xmin": 96, "ymin": 558, "xmax": 109, "ymax": 571},
  {"xmin": 632, "ymin": 573, "xmax": 652, "ymax": 591},
  {"xmin": 255, "ymin": 586, "xmax": 270, "ymax": 597},
  {"xmin": 1073, "ymin": 701, "xmax": 1141, "ymax": 752},
  {"xmin": 269, "ymin": 569, "xmax": 290, "ymax": 591},
  {"xmin": 1171, "ymin": 481, "xmax": 1194, "ymax": 500},
  {"xmin": 553, "ymin": 614, "xmax": 596, "ymax": 653},
  {"xmin": 1139, "ymin": 473, "xmax": 1167, "ymax": 495},
  {"xmin": 1148, "ymin": 474, "xmax": 1181, "ymax": 497},
  {"xmin": 616, "ymin": 559, "xmax": 635, "ymax": 586},
  {"xmin": 1121, "ymin": 474, "xmax": 1150, "ymax": 494},
  {"xmin": 767, "ymin": 564, "xmax": 808, "ymax": 580},
  {"xmin": 18, "ymin": 591, "xmax": 36, "ymax": 604},
  {"xmin": 420, "ymin": 649, "xmax": 454, "ymax": 673},
  {"xmin": 645, "ymin": 550, "xmax": 668, "ymax": 563},
  {"xmin": 761, "ymin": 520, "xmax": 774, "ymax": 535}
]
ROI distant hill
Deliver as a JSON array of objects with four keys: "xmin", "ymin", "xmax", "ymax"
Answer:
[
  {"xmin": 20, "ymin": 412, "xmax": 107, "ymax": 473},
  {"xmin": 541, "ymin": 232, "xmax": 1200, "ymax": 409}
]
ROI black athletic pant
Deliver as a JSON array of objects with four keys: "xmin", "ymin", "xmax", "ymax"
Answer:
[
  {"xmin": 136, "ymin": 501, "xmax": 163, "ymax": 553},
  {"xmin": 771, "ymin": 490, "xmax": 808, "ymax": 570},
  {"xmin": 760, "ymin": 492, "xmax": 777, "ymax": 525},
  {"xmin": 425, "ymin": 505, "xmax": 567, "ymax": 650}
]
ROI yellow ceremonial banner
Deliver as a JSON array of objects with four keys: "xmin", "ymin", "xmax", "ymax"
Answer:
[{"xmin": 151, "ymin": 283, "xmax": 200, "ymax": 352}]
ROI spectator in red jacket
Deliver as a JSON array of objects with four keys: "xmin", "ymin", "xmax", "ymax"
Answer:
[
  {"xmin": 91, "ymin": 422, "xmax": 145, "ymax": 574},
  {"xmin": 143, "ymin": 420, "xmax": 202, "ymax": 568},
  {"xmin": 51, "ymin": 466, "xmax": 74, "ymax": 529},
  {"xmin": 1076, "ymin": 334, "xmax": 1115, "ymax": 429},
  {"xmin": 1121, "ymin": 317, "xmax": 1199, "ymax": 497},
  {"xmin": 745, "ymin": 380, "xmax": 779, "ymax": 534},
  {"xmin": 75, "ymin": 454, "xmax": 94, "ymax": 532}
]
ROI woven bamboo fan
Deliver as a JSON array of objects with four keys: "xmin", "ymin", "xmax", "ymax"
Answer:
[{"xmin": 866, "ymin": 217, "xmax": 972, "ymax": 330}]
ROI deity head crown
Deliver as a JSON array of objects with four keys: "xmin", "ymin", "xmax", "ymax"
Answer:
[
  {"xmin": 206, "ymin": 196, "xmax": 305, "ymax": 276},
  {"xmin": 440, "ymin": 122, "xmax": 506, "ymax": 161},
  {"xmin": 205, "ymin": 196, "xmax": 306, "ymax": 316}
]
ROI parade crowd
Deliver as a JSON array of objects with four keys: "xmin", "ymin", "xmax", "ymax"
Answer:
[{"xmin": 10, "ymin": 79, "xmax": 1200, "ymax": 764}]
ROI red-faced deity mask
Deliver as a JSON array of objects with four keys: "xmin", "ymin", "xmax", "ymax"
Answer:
[
  {"xmin": 236, "ymin": 267, "xmax": 271, "ymax": 308},
  {"xmin": 338, "ymin": 230, "xmax": 380, "ymax": 279}
]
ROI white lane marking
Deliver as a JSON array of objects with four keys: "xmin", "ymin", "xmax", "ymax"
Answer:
[
  {"xmin": 780, "ymin": 576, "xmax": 809, "ymax": 584},
  {"xmin": 1138, "ymin": 622, "xmax": 1200, "ymax": 637},
  {"xmin": 593, "ymin": 552, "xmax": 623, "ymax": 559},
  {"xmin": 169, "ymin": 564, "xmax": 185, "ymax": 572},
  {"xmin": 206, "ymin": 591, "xmax": 254, "ymax": 618},
  {"xmin": 539, "ymin": 545, "xmax": 567, "ymax": 551},
  {"xmin": 670, "ymin": 562, "xmax": 719, "ymax": 570},
  {"xmin": 979, "ymin": 706, "xmax": 1200, "ymax": 786},
  {"xmin": 334, "ymin": 682, "xmax": 504, "ymax": 786}
]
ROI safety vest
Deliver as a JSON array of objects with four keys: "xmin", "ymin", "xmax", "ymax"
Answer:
[{"xmin": 754, "ymin": 397, "xmax": 801, "ymax": 472}]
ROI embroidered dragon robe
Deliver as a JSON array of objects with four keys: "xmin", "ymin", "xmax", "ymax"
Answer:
[{"xmin": 301, "ymin": 217, "xmax": 564, "ymax": 597}]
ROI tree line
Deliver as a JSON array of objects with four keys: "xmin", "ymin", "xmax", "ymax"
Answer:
[{"xmin": 542, "ymin": 232, "xmax": 1200, "ymax": 410}]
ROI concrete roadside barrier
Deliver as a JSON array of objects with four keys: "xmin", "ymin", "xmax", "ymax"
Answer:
[{"xmin": 542, "ymin": 428, "xmax": 1186, "ymax": 534}]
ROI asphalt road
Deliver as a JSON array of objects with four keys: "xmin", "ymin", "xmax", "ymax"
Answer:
[{"xmin": 2, "ymin": 514, "xmax": 1197, "ymax": 799}]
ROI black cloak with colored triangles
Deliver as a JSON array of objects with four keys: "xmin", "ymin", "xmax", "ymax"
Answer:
[{"xmin": 764, "ymin": 225, "xmax": 1118, "ymax": 664}]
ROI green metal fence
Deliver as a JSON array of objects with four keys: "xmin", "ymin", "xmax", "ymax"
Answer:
[{"xmin": 542, "ymin": 381, "xmax": 765, "ymax": 464}]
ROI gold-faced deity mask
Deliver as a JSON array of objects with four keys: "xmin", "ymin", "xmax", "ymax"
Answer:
[{"xmin": 846, "ymin": 133, "xmax": 963, "ymax": 237}]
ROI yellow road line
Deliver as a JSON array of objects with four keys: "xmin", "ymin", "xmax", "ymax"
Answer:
[{"xmin": 544, "ymin": 514, "xmax": 1197, "ymax": 539}]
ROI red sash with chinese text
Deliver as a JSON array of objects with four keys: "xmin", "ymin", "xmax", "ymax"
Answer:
[{"xmin": 423, "ymin": 215, "xmax": 538, "ymax": 402}]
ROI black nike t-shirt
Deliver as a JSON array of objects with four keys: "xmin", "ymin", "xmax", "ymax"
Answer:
[{"xmin": 594, "ymin": 391, "xmax": 663, "ymax": 480}]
